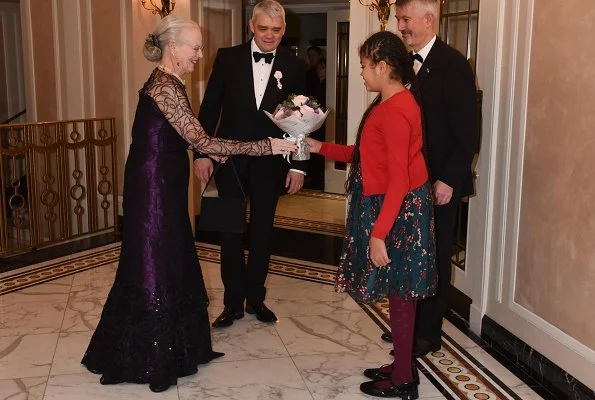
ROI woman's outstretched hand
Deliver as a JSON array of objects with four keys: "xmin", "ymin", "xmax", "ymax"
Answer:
[
  {"xmin": 269, "ymin": 138, "xmax": 299, "ymax": 155},
  {"xmin": 304, "ymin": 137, "xmax": 322, "ymax": 153}
]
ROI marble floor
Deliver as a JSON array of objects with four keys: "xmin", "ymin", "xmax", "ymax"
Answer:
[{"xmin": 0, "ymin": 191, "xmax": 545, "ymax": 399}]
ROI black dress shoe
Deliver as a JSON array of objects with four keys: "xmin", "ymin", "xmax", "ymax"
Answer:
[
  {"xmin": 388, "ymin": 340, "xmax": 441, "ymax": 357},
  {"xmin": 381, "ymin": 332, "xmax": 392, "ymax": 343},
  {"xmin": 413, "ymin": 339, "xmax": 441, "ymax": 358},
  {"xmin": 360, "ymin": 379, "xmax": 419, "ymax": 399},
  {"xmin": 149, "ymin": 381, "xmax": 171, "ymax": 393},
  {"xmin": 363, "ymin": 364, "xmax": 420, "ymax": 384},
  {"xmin": 245, "ymin": 303, "xmax": 277, "ymax": 323},
  {"xmin": 212, "ymin": 308, "xmax": 244, "ymax": 328}
]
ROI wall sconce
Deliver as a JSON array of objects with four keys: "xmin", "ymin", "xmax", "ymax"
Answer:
[
  {"xmin": 358, "ymin": 0, "xmax": 396, "ymax": 31},
  {"xmin": 141, "ymin": 0, "xmax": 176, "ymax": 18}
]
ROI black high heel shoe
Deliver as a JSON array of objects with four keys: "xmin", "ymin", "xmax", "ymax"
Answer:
[
  {"xmin": 359, "ymin": 379, "xmax": 419, "ymax": 399},
  {"xmin": 149, "ymin": 381, "xmax": 172, "ymax": 393},
  {"xmin": 99, "ymin": 374, "xmax": 125, "ymax": 385}
]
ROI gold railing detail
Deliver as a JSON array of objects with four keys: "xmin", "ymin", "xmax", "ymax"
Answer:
[{"xmin": 0, "ymin": 118, "xmax": 118, "ymax": 257}]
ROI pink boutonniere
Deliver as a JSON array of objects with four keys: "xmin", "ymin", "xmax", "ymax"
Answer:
[{"xmin": 274, "ymin": 70, "xmax": 283, "ymax": 89}]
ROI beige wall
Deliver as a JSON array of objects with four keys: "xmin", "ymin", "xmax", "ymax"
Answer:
[
  {"xmin": 29, "ymin": 0, "xmax": 58, "ymax": 121},
  {"xmin": 516, "ymin": 0, "xmax": 595, "ymax": 349},
  {"xmin": 90, "ymin": 0, "xmax": 125, "ymax": 190}
]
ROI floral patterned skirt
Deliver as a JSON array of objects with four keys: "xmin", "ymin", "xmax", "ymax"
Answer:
[{"xmin": 336, "ymin": 172, "xmax": 437, "ymax": 304}]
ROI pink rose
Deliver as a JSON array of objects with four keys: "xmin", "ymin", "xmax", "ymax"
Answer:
[{"xmin": 291, "ymin": 95, "xmax": 309, "ymax": 106}]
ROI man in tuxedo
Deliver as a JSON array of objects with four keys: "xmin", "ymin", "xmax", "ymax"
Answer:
[
  {"xmin": 194, "ymin": 0, "xmax": 306, "ymax": 328},
  {"xmin": 391, "ymin": 0, "xmax": 479, "ymax": 357}
]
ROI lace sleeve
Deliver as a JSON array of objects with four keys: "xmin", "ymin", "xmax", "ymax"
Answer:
[{"xmin": 145, "ymin": 70, "xmax": 272, "ymax": 156}]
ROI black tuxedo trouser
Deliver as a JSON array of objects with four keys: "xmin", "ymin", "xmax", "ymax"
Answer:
[
  {"xmin": 414, "ymin": 188, "xmax": 461, "ymax": 345},
  {"xmin": 214, "ymin": 156, "xmax": 285, "ymax": 310}
]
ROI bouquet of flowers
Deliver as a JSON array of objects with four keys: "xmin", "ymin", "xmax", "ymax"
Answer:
[{"xmin": 264, "ymin": 94, "xmax": 328, "ymax": 161}]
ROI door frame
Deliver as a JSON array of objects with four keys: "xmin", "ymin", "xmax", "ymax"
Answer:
[
  {"xmin": 464, "ymin": 0, "xmax": 504, "ymax": 334},
  {"xmin": 324, "ymin": 8, "xmax": 349, "ymax": 194}
]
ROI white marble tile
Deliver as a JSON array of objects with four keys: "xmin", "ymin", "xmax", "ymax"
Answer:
[
  {"xmin": 292, "ymin": 349, "xmax": 446, "ymax": 400},
  {"xmin": 275, "ymin": 312, "xmax": 387, "ymax": 357},
  {"xmin": 211, "ymin": 319, "xmax": 289, "ymax": 362},
  {"xmin": 0, "ymin": 333, "xmax": 59, "ymax": 379},
  {"xmin": 201, "ymin": 261, "xmax": 224, "ymax": 291},
  {"xmin": 463, "ymin": 346, "xmax": 525, "ymax": 388},
  {"xmin": 266, "ymin": 273, "xmax": 312, "ymax": 287},
  {"xmin": 206, "ymin": 289, "xmax": 226, "ymax": 320},
  {"xmin": 510, "ymin": 383, "xmax": 544, "ymax": 400},
  {"xmin": 43, "ymin": 373, "xmax": 179, "ymax": 400},
  {"xmin": 441, "ymin": 320, "xmax": 480, "ymax": 351},
  {"xmin": 0, "ymin": 376, "xmax": 47, "ymax": 400},
  {"xmin": 60, "ymin": 286, "xmax": 109, "ymax": 333},
  {"xmin": 50, "ymin": 330, "xmax": 94, "ymax": 376},
  {"xmin": 178, "ymin": 357, "xmax": 313, "ymax": 400},
  {"xmin": 1, "ymin": 276, "xmax": 72, "ymax": 303},
  {"xmin": 0, "ymin": 296, "xmax": 66, "ymax": 336},
  {"xmin": 70, "ymin": 264, "xmax": 116, "ymax": 290},
  {"xmin": 206, "ymin": 282, "xmax": 360, "ymax": 320},
  {"xmin": 264, "ymin": 281, "xmax": 361, "ymax": 318}
]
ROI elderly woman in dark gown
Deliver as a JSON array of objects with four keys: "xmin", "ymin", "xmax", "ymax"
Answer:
[{"xmin": 81, "ymin": 15, "xmax": 296, "ymax": 393}]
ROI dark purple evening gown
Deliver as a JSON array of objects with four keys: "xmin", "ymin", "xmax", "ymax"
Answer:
[{"xmin": 81, "ymin": 69, "xmax": 225, "ymax": 386}]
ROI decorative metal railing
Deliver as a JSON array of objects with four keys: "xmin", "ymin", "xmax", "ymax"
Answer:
[{"xmin": 0, "ymin": 118, "xmax": 118, "ymax": 257}]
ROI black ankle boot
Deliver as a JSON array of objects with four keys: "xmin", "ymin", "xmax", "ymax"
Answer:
[{"xmin": 360, "ymin": 379, "xmax": 419, "ymax": 399}]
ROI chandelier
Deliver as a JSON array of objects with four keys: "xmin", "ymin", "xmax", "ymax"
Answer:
[
  {"xmin": 141, "ymin": 0, "xmax": 176, "ymax": 18},
  {"xmin": 359, "ymin": 0, "xmax": 396, "ymax": 31}
]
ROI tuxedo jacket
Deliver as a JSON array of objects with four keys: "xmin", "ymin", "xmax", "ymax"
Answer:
[
  {"xmin": 196, "ymin": 42, "xmax": 307, "ymax": 173},
  {"xmin": 417, "ymin": 37, "xmax": 479, "ymax": 197}
]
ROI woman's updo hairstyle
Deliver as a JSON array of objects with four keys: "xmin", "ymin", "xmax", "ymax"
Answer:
[{"xmin": 143, "ymin": 15, "xmax": 200, "ymax": 62}]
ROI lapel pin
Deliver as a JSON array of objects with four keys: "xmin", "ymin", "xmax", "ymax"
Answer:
[{"xmin": 274, "ymin": 70, "xmax": 283, "ymax": 89}]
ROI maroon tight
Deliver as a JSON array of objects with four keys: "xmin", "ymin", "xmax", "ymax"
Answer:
[{"xmin": 389, "ymin": 293, "xmax": 416, "ymax": 384}]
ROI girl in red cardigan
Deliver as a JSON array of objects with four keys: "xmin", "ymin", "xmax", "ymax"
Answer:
[{"xmin": 306, "ymin": 31, "xmax": 436, "ymax": 399}]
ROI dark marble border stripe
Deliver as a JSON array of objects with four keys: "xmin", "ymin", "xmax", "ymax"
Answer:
[
  {"xmin": 266, "ymin": 271, "xmax": 332, "ymax": 285},
  {"xmin": 424, "ymin": 358, "xmax": 471, "ymax": 399},
  {"xmin": 441, "ymin": 338, "xmax": 520, "ymax": 400},
  {"xmin": 441, "ymin": 331, "xmax": 524, "ymax": 400},
  {"xmin": 415, "ymin": 359, "xmax": 459, "ymax": 400},
  {"xmin": 481, "ymin": 316, "xmax": 595, "ymax": 400},
  {"xmin": 295, "ymin": 189, "xmax": 346, "ymax": 201},
  {"xmin": 364, "ymin": 302, "xmax": 532, "ymax": 399},
  {"xmin": 0, "ymin": 233, "xmax": 118, "ymax": 274},
  {"xmin": 1, "ymin": 245, "xmax": 117, "ymax": 282},
  {"xmin": 0, "ymin": 259, "xmax": 116, "ymax": 296}
]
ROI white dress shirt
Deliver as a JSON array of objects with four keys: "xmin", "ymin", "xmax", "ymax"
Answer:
[
  {"xmin": 413, "ymin": 35, "xmax": 436, "ymax": 75},
  {"xmin": 250, "ymin": 40, "xmax": 305, "ymax": 176},
  {"xmin": 251, "ymin": 40, "xmax": 276, "ymax": 110}
]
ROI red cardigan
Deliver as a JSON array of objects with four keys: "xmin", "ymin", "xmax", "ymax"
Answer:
[{"xmin": 320, "ymin": 90, "xmax": 428, "ymax": 239}]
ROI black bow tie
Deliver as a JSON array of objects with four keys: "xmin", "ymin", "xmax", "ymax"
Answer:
[
  {"xmin": 410, "ymin": 53, "xmax": 424, "ymax": 63},
  {"xmin": 253, "ymin": 51, "xmax": 275, "ymax": 64}
]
